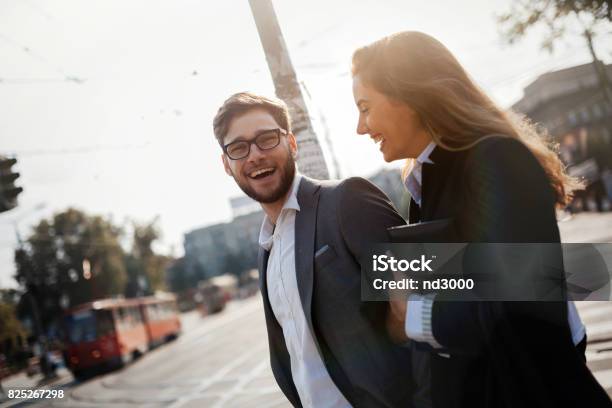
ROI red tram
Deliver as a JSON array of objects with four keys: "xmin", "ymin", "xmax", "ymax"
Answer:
[{"xmin": 63, "ymin": 295, "xmax": 181, "ymax": 379}]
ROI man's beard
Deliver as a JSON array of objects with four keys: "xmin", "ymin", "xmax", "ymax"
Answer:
[{"xmin": 235, "ymin": 153, "xmax": 296, "ymax": 204}]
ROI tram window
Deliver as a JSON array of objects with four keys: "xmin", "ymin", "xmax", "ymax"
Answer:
[
  {"xmin": 146, "ymin": 304, "xmax": 155, "ymax": 321},
  {"xmin": 117, "ymin": 307, "xmax": 129, "ymax": 329},
  {"xmin": 151, "ymin": 304, "xmax": 160, "ymax": 321},
  {"xmin": 65, "ymin": 311, "xmax": 96, "ymax": 342},
  {"xmin": 127, "ymin": 307, "xmax": 137, "ymax": 327},
  {"xmin": 96, "ymin": 310, "xmax": 114, "ymax": 336},
  {"xmin": 131, "ymin": 307, "xmax": 142, "ymax": 324},
  {"xmin": 133, "ymin": 307, "xmax": 143, "ymax": 323}
]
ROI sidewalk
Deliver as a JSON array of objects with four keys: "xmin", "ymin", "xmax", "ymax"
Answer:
[
  {"xmin": 558, "ymin": 212, "xmax": 612, "ymax": 243},
  {"xmin": 0, "ymin": 368, "xmax": 73, "ymax": 406},
  {"xmin": 579, "ymin": 302, "xmax": 612, "ymax": 397},
  {"xmin": 559, "ymin": 212, "xmax": 612, "ymax": 395}
]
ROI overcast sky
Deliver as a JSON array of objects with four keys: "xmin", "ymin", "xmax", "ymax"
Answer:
[{"xmin": 1, "ymin": 0, "xmax": 610, "ymax": 288}]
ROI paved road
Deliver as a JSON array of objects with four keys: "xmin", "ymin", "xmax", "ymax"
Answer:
[
  {"xmin": 2, "ymin": 212, "xmax": 612, "ymax": 406},
  {"xmin": 3, "ymin": 298, "xmax": 288, "ymax": 408}
]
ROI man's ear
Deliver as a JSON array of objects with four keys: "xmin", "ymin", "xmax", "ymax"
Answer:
[
  {"xmin": 288, "ymin": 132, "xmax": 298, "ymax": 159},
  {"xmin": 221, "ymin": 154, "xmax": 233, "ymax": 177}
]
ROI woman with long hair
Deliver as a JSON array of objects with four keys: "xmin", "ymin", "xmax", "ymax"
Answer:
[{"xmin": 351, "ymin": 31, "xmax": 610, "ymax": 408}]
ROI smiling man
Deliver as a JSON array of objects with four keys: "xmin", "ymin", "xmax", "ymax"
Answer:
[{"xmin": 213, "ymin": 92, "xmax": 415, "ymax": 408}]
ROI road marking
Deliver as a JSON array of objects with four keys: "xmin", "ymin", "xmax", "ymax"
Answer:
[
  {"xmin": 210, "ymin": 359, "xmax": 269, "ymax": 408},
  {"xmin": 578, "ymin": 304, "xmax": 612, "ymax": 320},
  {"xmin": 166, "ymin": 343, "xmax": 268, "ymax": 408}
]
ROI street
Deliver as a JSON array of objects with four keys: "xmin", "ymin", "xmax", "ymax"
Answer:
[
  {"xmin": 1, "ymin": 212, "xmax": 612, "ymax": 407},
  {"xmin": 3, "ymin": 297, "xmax": 288, "ymax": 408},
  {"xmin": 59, "ymin": 299, "xmax": 283, "ymax": 408}
]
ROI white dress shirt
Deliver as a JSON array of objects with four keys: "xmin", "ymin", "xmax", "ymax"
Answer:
[
  {"xmin": 258, "ymin": 173, "xmax": 351, "ymax": 408},
  {"xmin": 404, "ymin": 142, "xmax": 436, "ymax": 207},
  {"xmin": 403, "ymin": 142, "xmax": 586, "ymax": 349}
]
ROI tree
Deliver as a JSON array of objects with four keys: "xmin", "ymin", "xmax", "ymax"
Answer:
[
  {"xmin": 14, "ymin": 208, "xmax": 128, "ymax": 333},
  {"xmin": 124, "ymin": 218, "xmax": 170, "ymax": 297},
  {"xmin": 0, "ymin": 288, "xmax": 21, "ymax": 306},
  {"xmin": 166, "ymin": 257, "xmax": 188, "ymax": 293},
  {"xmin": 124, "ymin": 254, "xmax": 147, "ymax": 297},
  {"xmin": 498, "ymin": 0, "xmax": 612, "ymax": 102},
  {"xmin": 0, "ymin": 302, "xmax": 27, "ymax": 362}
]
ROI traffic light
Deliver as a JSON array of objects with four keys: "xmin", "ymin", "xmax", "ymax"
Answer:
[{"xmin": 0, "ymin": 155, "xmax": 23, "ymax": 213}]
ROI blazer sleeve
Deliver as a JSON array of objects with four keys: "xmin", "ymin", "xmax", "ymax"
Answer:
[
  {"xmin": 430, "ymin": 137, "xmax": 567, "ymax": 353},
  {"xmin": 336, "ymin": 177, "xmax": 407, "ymax": 265}
]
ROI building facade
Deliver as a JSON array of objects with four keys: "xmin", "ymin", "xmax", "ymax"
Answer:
[{"xmin": 512, "ymin": 62, "xmax": 612, "ymax": 211}]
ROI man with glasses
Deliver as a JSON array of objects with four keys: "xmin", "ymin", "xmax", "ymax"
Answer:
[{"xmin": 213, "ymin": 92, "xmax": 414, "ymax": 408}]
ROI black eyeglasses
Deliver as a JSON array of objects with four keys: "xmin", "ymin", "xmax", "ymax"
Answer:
[{"xmin": 223, "ymin": 128, "xmax": 288, "ymax": 160}]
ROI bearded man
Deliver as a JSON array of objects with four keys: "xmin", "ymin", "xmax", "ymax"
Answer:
[{"xmin": 213, "ymin": 92, "xmax": 414, "ymax": 408}]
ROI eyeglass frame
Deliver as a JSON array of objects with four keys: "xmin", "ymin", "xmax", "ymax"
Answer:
[{"xmin": 222, "ymin": 128, "xmax": 289, "ymax": 160}]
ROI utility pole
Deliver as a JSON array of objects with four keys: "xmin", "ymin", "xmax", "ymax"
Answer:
[{"xmin": 248, "ymin": 0, "xmax": 330, "ymax": 180}]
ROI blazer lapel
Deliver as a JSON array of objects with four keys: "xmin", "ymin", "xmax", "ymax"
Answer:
[
  {"xmin": 294, "ymin": 177, "xmax": 321, "ymax": 340},
  {"xmin": 421, "ymin": 146, "xmax": 455, "ymax": 220},
  {"xmin": 421, "ymin": 163, "xmax": 439, "ymax": 220},
  {"xmin": 408, "ymin": 197, "xmax": 421, "ymax": 223}
]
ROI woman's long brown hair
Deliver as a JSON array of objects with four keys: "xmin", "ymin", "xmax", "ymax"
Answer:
[{"xmin": 352, "ymin": 31, "xmax": 582, "ymax": 207}]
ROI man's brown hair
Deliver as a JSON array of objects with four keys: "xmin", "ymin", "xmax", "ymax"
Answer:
[{"xmin": 213, "ymin": 92, "xmax": 292, "ymax": 147}]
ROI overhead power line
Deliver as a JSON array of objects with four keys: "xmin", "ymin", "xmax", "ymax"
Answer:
[
  {"xmin": 6, "ymin": 142, "xmax": 151, "ymax": 157},
  {"xmin": 0, "ymin": 31, "xmax": 83, "ymax": 84},
  {"xmin": 0, "ymin": 77, "xmax": 85, "ymax": 85}
]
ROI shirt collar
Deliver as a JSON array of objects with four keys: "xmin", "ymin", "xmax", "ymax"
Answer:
[
  {"xmin": 258, "ymin": 172, "xmax": 302, "ymax": 250},
  {"xmin": 416, "ymin": 141, "xmax": 436, "ymax": 165},
  {"xmin": 404, "ymin": 142, "xmax": 436, "ymax": 206}
]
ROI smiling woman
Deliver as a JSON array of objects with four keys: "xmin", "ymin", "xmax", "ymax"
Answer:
[
  {"xmin": 351, "ymin": 31, "xmax": 581, "ymax": 206},
  {"xmin": 352, "ymin": 75, "xmax": 431, "ymax": 162},
  {"xmin": 349, "ymin": 30, "xmax": 611, "ymax": 408}
]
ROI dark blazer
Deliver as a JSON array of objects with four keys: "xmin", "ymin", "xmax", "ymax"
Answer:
[
  {"xmin": 408, "ymin": 136, "xmax": 611, "ymax": 408},
  {"xmin": 258, "ymin": 176, "xmax": 415, "ymax": 408}
]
